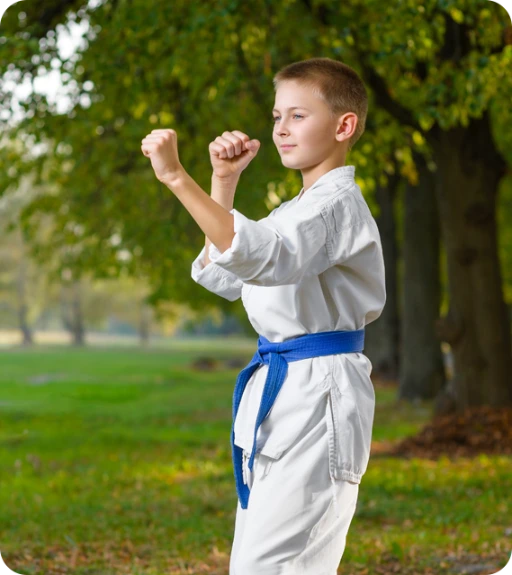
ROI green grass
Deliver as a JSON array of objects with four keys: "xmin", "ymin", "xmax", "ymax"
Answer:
[{"xmin": 0, "ymin": 343, "xmax": 510, "ymax": 574}]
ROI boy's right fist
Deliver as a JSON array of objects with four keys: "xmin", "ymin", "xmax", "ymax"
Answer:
[{"xmin": 209, "ymin": 130, "xmax": 260, "ymax": 179}]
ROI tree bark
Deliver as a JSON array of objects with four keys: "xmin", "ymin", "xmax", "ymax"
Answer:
[
  {"xmin": 364, "ymin": 173, "xmax": 400, "ymax": 380},
  {"xmin": 430, "ymin": 111, "xmax": 512, "ymax": 411},
  {"xmin": 399, "ymin": 151, "xmax": 445, "ymax": 402}
]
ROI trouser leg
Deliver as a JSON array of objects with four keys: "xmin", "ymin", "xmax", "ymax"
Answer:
[
  {"xmin": 229, "ymin": 450, "xmax": 253, "ymax": 574},
  {"xmin": 229, "ymin": 411, "xmax": 360, "ymax": 575}
]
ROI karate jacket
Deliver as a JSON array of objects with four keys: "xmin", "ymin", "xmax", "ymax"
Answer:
[{"xmin": 190, "ymin": 164, "xmax": 386, "ymax": 484}]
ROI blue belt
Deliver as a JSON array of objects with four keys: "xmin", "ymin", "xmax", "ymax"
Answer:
[{"xmin": 230, "ymin": 329, "xmax": 365, "ymax": 509}]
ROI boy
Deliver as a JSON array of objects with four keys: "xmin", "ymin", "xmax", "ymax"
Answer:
[{"xmin": 141, "ymin": 57, "xmax": 386, "ymax": 574}]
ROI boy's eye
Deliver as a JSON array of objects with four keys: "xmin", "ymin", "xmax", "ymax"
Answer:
[{"xmin": 272, "ymin": 114, "xmax": 303, "ymax": 122}]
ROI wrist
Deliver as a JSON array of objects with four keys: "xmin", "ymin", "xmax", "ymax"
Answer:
[
  {"xmin": 211, "ymin": 172, "xmax": 239, "ymax": 196},
  {"xmin": 159, "ymin": 166, "xmax": 187, "ymax": 188}
]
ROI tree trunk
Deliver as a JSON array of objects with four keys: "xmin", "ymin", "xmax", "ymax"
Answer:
[
  {"xmin": 16, "ymin": 256, "xmax": 33, "ymax": 346},
  {"xmin": 431, "ymin": 110, "xmax": 512, "ymax": 411},
  {"xmin": 61, "ymin": 282, "xmax": 85, "ymax": 346},
  {"xmin": 60, "ymin": 285, "xmax": 73, "ymax": 336},
  {"xmin": 139, "ymin": 301, "xmax": 151, "ymax": 347},
  {"xmin": 71, "ymin": 280, "xmax": 85, "ymax": 346},
  {"xmin": 364, "ymin": 173, "xmax": 400, "ymax": 380},
  {"xmin": 399, "ymin": 151, "xmax": 445, "ymax": 402},
  {"xmin": 354, "ymin": 19, "xmax": 512, "ymax": 413}
]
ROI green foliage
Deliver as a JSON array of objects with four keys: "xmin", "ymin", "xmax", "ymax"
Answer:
[{"xmin": 0, "ymin": 0, "xmax": 511, "ymax": 312}]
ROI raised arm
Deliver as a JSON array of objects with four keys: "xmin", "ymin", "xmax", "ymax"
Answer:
[
  {"xmin": 204, "ymin": 173, "xmax": 239, "ymax": 266},
  {"xmin": 141, "ymin": 128, "xmax": 260, "ymax": 257}
]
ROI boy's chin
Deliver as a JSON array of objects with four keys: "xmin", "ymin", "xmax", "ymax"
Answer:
[
  {"xmin": 281, "ymin": 156, "xmax": 300, "ymax": 167},
  {"xmin": 282, "ymin": 159, "xmax": 305, "ymax": 171}
]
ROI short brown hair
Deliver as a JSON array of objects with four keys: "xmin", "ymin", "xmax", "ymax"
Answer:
[{"xmin": 273, "ymin": 57, "xmax": 368, "ymax": 151}]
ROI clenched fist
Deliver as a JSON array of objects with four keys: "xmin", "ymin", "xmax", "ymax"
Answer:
[
  {"xmin": 141, "ymin": 129, "xmax": 183, "ymax": 184},
  {"xmin": 209, "ymin": 130, "xmax": 260, "ymax": 179}
]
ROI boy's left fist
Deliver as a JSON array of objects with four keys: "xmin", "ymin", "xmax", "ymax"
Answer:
[{"xmin": 141, "ymin": 129, "xmax": 183, "ymax": 184}]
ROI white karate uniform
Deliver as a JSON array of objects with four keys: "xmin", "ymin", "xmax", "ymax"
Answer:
[{"xmin": 191, "ymin": 165, "xmax": 386, "ymax": 574}]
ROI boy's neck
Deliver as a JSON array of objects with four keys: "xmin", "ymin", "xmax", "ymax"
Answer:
[
  {"xmin": 301, "ymin": 153, "xmax": 348, "ymax": 193},
  {"xmin": 299, "ymin": 163, "xmax": 351, "ymax": 200}
]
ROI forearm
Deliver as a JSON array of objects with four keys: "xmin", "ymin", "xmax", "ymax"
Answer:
[
  {"xmin": 161, "ymin": 169, "xmax": 237, "ymax": 257},
  {"xmin": 204, "ymin": 174, "xmax": 239, "ymax": 266}
]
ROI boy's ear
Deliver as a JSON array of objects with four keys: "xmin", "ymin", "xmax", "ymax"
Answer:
[{"xmin": 336, "ymin": 113, "xmax": 357, "ymax": 143}]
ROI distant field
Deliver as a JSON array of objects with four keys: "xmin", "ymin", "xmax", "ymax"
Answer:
[
  {"xmin": 0, "ymin": 342, "xmax": 510, "ymax": 575},
  {"xmin": 0, "ymin": 329, "xmax": 258, "ymax": 351}
]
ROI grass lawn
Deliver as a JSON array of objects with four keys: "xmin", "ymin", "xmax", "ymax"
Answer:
[{"xmin": 0, "ymin": 341, "xmax": 510, "ymax": 574}]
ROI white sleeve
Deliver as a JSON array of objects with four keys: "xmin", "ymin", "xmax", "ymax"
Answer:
[
  {"xmin": 327, "ymin": 216, "xmax": 387, "ymax": 323},
  {"xmin": 208, "ymin": 207, "xmax": 329, "ymax": 286},
  {"xmin": 328, "ymin": 216, "xmax": 384, "ymax": 266},
  {"xmin": 191, "ymin": 243, "xmax": 243, "ymax": 302},
  {"xmin": 319, "ymin": 190, "xmax": 385, "ymax": 266}
]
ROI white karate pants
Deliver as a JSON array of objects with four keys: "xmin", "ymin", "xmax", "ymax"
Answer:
[{"xmin": 229, "ymin": 403, "xmax": 360, "ymax": 575}]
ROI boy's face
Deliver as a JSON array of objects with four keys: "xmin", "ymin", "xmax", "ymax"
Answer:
[{"xmin": 272, "ymin": 80, "xmax": 348, "ymax": 171}]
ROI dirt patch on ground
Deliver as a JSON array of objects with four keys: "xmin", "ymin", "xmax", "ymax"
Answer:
[{"xmin": 372, "ymin": 405, "xmax": 512, "ymax": 460}]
